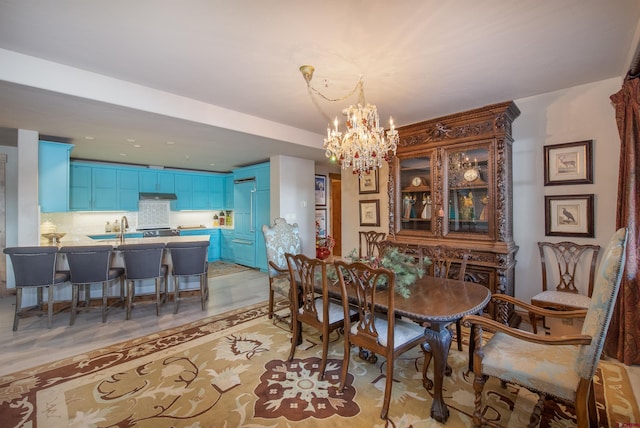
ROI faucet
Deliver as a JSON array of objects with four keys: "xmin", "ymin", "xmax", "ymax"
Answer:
[{"xmin": 118, "ymin": 215, "xmax": 129, "ymax": 244}]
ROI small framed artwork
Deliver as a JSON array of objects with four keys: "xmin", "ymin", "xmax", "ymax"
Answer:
[
  {"xmin": 359, "ymin": 169, "xmax": 379, "ymax": 194},
  {"xmin": 544, "ymin": 140, "xmax": 593, "ymax": 186},
  {"xmin": 315, "ymin": 208, "xmax": 327, "ymax": 238},
  {"xmin": 315, "ymin": 175, "xmax": 327, "ymax": 206},
  {"xmin": 359, "ymin": 199, "xmax": 380, "ymax": 227},
  {"xmin": 544, "ymin": 194, "xmax": 594, "ymax": 237}
]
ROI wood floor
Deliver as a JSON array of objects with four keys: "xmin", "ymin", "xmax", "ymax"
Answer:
[
  {"xmin": 1, "ymin": 267, "xmax": 639, "ymax": 415},
  {"xmin": 0, "ymin": 268, "xmax": 269, "ymax": 376}
]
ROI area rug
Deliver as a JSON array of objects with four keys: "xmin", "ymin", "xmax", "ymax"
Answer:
[
  {"xmin": 207, "ymin": 261, "xmax": 253, "ymax": 277},
  {"xmin": 1, "ymin": 302, "xmax": 637, "ymax": 427}
]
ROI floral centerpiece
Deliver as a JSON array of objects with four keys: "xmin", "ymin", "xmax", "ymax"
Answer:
[{"xmin": 315, "ymin": 220, "xmax": 335, "ymax": 260}]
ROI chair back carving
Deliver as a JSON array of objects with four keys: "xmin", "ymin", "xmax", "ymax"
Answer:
[
  {"xmin": 420, "ymin": 245, "xmax": 470, "ymax": 281},
  {"xmin": 359, "ymin": 230, "xmax": 386, "ymax": 258},
  {"xmin": 262, "ymin": 218, "xmax": 300, "ymax": 278},
  {"xmin": 576, "ymin": 228, "xmax": 627, "ymax": 379},
  {"xmin": 538, "ymin": 241, "xmax": 600, "ymax": 296}
]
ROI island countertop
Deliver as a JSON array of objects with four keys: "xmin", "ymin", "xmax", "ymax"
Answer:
[{"xmin": 45, "ymin": 234, "xmax": 210, "ymax": 248}]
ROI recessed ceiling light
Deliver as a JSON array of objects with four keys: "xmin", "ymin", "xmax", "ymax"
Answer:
[
  {"xmin": 185, "ymin": 155, "xmax": 190, "ymax": 160},
  {"xmin": 84, "ymin": 136, "xmax": 95, "ymax": 140},
  {"xmin": 126, "ymin": 138, "xmax": 136, "ymax": 143},
  {"xmin": 133, "ymin": 144, "xmax": 141, "ymax": 148},
  {"xmin": 119, "ymin": 153, "xmax": 127, "ymax": 156},
  {"xmin": 166, "ymin": 141, "xmax": 175, "ymax": 145},
  {"xmin": 209, "ymin": 163, "xmax": 215, "ymax": 166}
]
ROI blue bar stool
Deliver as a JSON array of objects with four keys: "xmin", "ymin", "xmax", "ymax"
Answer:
[
  {"xmin": 166, "ymin": 241, "xmax": 209, "ymax": 313},
  {"xmin": 118, "ymin": 243, "xmax": 168, "ymax": 320},
  {"xmin": 59, "ymin": 245, "xmax": 125, "ymax": 324},
  {"xmin": 3, "ymin": 246, "xmax": 70, "ymax": 330}
]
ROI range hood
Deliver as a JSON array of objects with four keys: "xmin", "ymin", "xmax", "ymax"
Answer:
[{"xmin": 139, "ymin": 192, "xmax": 178, "ymax": 201}]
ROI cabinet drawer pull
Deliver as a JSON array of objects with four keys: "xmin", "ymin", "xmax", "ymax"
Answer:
[{"xmin": 232, "ymin": 239, "xmax": 253, "ymax": 245}]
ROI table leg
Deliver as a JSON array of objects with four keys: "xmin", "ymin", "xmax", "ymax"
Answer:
[{"xmin": 424, "ymin": 323, "xmax": 452, "ymax": 423}]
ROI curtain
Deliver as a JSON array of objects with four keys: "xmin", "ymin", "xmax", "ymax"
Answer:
[{"xmin": 605, "ymin": 75, "xmax": 640, "ymax": 365}]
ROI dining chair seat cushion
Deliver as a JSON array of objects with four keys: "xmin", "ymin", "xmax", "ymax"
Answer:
[
  {"xmin": 480, "ymin": 331, "xmax": 579, "ymax": 401},
  {"xmin": 351, "ymin": 314, "xmax": 424, "ymax": 348},
  {"xmin": 531, "ymin": 290, "xmax": 591, "ymax": 309},
  {"xmin": 271, "ymin": 274, "xmax": 291, "ymax": 295},
  {"xmin": 301, "ymin": 297, "xmax": 355, "ymax": 324},
  {"xmin": 54, "ymin": 271, "xmax": 71, "ymax": 284}
]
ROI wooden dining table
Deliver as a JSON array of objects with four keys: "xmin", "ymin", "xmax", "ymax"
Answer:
[{"xmin": 320, "ymin": 272, "xmax": 491, "ymax": 423}]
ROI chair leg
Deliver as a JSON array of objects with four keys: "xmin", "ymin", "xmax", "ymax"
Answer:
[
  {"xmin": 13, "ymin": 287, "xmax": 23, "ymax": 331},
  {"xmin": 529, "ymin": 312, "xmax": 539, "ymax": 334},
  {"xmin": 46, "ymin": 285, "xmax": 54, "ymax": 329},
  {"xmin": 174, "ymin": 277, "xmax": 180, "ymax": 314},
  {"xmin": 126, "ymin": 280, "xmax": 134, "ymax": 320},
  {"xmin": 318, "ymin": 327, "xmax": 330, "ymax": 380},
  {"xmin": 339, "ymin": 341, "xmax": 351, "ymax": 392},
  {"xmin": 588, "ymin": 379, "xmax": 597, "ymax": 428},
  {"xmin": 456, "ymin": 320, "xmax": 463, "ymax": 351},
  {"xmin": 102, "ymin": 281, "xmax": 108, "ymax": 323},
  {"xmin": 288, "ymin": 314, "xmax": 300, "ymax": 362},
  {"xmin": 472, "ymin": 374, "xmax": 487, "ymax": 427},
  {"xmin": 155, "ymin": 278, "xmax": 161, "ymax": 316},
  {"xmin": 268, "ymin": 288, "xmax": 275, "ymax": 319},
  {"xmin": 528, "ymin": 393, "xmax": 545, "ymax": 428},
  {"xmin": 380, "ymin": 356, "xmax": 394, "ymax": 419},
  {"xmin": 200, "ymin": 274, "xmax": 206, "ymax": 311},
  {"xmin": 70, "ymin": 284, "xmax": 79, "ymax": 326}
]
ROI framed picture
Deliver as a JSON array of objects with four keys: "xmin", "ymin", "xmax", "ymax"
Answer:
[
  {"xmin": 315, "ymin": 175, "xmax": 327, "ymax": 206},
  {"xmin": 544, "ymin": 140, "xmax": 593, "ymax": 185},
  {"xmin": 359, "ymin": 169, "xmax": 379, "ymax": 194},
  {"xmin": 544, "ymin": 194, "xmax": 594, "ymax": 237},
  {"xmin": 359, "ymin": 199, "xmax": 380, "ymax": 227},
  {"xmin": 315, "ymin": 208, "xmax": 327, "ymax": 238}
]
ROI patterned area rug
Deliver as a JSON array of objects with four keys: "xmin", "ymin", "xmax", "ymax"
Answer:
[
  {"xmin": 207, "ymin": 261, "xmax": 253, "ymax": 277},
  {"xmin": 1, "ymin": 302, "xmax": 638, "ymax": 427}
]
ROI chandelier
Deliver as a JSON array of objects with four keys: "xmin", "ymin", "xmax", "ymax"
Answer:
[{"xmin": 300, "ymin": 65, "xmax": 399, "ymax": 177}]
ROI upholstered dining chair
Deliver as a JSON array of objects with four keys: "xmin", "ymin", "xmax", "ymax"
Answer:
[
  {"xmin": 420, "ymin": 245, "xmax": 471, "ymax": 352},
  {"xmin": 285, "ymin": 253, "xmax": 355, "ymax": 380},
  {"xmin": 262, "ymin": 218, "xmax": 300, "ymax": 326},
  {"xmin": 335, "ymin": 260, "xmax": 426, "ymax": 420},
  {"xmin": 530, "ymin": 240, "xmax": 601, "ymax": 334},
  {"xmin": 4, "ymin": 246, "xmax": 71, "ymax": 330},
  {"xmin": 463, "ymin": 227, "xmax": 628, "ymax": 428},
  {"xmin": 166, "ymin": 241, "xmax": 209, "ymax": 314},
  {"xmin": 118, "ymin": 243, "xmax": 169, "ymax": 320},
  {"xmin": 359, "ymin": 230, "xmax": 386, "ymax": 258},
  {"xmin": 59, "ymin": 245, "xmax": 125, "ymax": 324}
]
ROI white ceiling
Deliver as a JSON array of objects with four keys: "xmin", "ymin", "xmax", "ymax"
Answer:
[{"xmin": 0, "ymin": 0, "xmax": 639, "ymax": 173}]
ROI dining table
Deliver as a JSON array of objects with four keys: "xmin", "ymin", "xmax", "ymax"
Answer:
[{"xmin": 319, "ymin": 271, "xmax": 491, "ymax": 423}]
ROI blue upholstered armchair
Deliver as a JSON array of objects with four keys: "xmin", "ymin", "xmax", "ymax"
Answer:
[
  {"xmin": 463, "ymin": 227, "xmax": 628, "ymax": 428},
  {"xmin": 262, "ymin": 218, "xmax": 300, "ymax": 326}
]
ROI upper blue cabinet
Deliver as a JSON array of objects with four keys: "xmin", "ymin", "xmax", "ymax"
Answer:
[
  {"xmin": 39, "ymin": 141, "xmax": 73, "ymax": 212},
  {"xmin": 70, "ymin": 162, "xmax": 139, "ymax": 211},
  {"xmin": 139, "ymin": 170, "xmax": 175, "ymax": 193}
]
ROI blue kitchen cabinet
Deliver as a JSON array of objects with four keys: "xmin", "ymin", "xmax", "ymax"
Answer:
[
  {"xmin": 178, "ymin": 228, "xmax": 221, "ymax": 262},
  {"xmin": 220, "ymin": 229, "xmax": 234, "ymax": 262},
  {"xmin": 139, "ymin": 170, "xmax": 175, "ymax": 193},
  {"xmin": 223, "ymin": 174, "xmax": 234, "ymax": 209},
  {"xmin": 39, "ymin": 141, "xmax": 73, "ymax": 212},
  {"xmin": 208, "ymin": 175, "xmax": 224, "ymax": 209},
  {"xmin": 92, "ymin": 167, "xmax": 117, "ymax": 210},
  {"xmin": 117, "ymin": 168, "xmax": 139, "ymax": 211},
  {"xmin": 192, "ymin": 174, "xmax": 209, "ymax": 210},
  {"xmin": 174, "ymin": 172, "xmax": 211, "ymax": 210},
  {"xmin": 70, "ymin": 164, "xmax": 92, "ymax": 210},
  {"xmin": 174, "ymin": 173, "xmax": 193, "ymax": 210}
]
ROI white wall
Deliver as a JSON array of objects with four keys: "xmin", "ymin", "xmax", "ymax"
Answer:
[
  {"xmin": 270, "ymin": 155, "xmax": 315, "ymax": 257},
  {"xmin": 340, "ymin": 77, "xmax": 623, "ymax": 302},
  {"xmin": 513, "ymin": 77, "xmax": 622, "ymax": 301}
]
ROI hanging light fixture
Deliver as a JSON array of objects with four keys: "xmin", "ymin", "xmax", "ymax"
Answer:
[{"xmin": 300, "ymin": 65, "xmax": 398, "ymax": 177}]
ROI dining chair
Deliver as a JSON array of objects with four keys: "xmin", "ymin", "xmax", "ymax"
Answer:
[
  {"xmin": 285, "ymin": 253, "xmax": 355, "ymax": 380},
  {"xmin": 358, "ymin": 230, "xmax": 386, "ymax": 258},
  {"xmin": 166, "ymin": 241, "xmax": 209, "ymax": 314},
  {"xmin": 262, "ymin": 218, "xmax": 301, "ymax": 326},
  {"xmin": 463, "ymin": 227, "xmax": 628, "ymax": 428},
  {"xmin": 335, "ymin": 260, "xmax": 426, "ymax": 420},
  {"xmin": 118, "ymin": 243, "xmax": 169, "ymax": 320},
  {"xmin": 420, "ymin": 245, "xmax": 471, "ymax": 353},
  {"xmin": 4, "ymin": 246, "xmax": 71, "ymax": 330},
  {"xmin": 530, "ymin": 241, "xmax": 601, "ymax": 334},
  {"xmin": 59, "ymin": 245, "xmax": 125, "ymax": 324}
]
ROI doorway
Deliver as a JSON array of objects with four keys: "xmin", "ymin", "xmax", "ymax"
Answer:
[{"xmin": 329, "ymin": 173, "xmax": 342, "ymax": 256}]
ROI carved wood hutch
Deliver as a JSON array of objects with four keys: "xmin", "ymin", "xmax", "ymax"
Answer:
[{"xmin": 388, "ymin": 101, "xmax": 520, "ymax": 325}]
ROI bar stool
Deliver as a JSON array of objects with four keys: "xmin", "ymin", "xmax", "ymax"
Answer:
[
  {"xmin": 3, "ymin": 246, "xmax": 71, "ymax": 331},
  {"xmin": 59, "ymin": 245, "xmax": 125, "ymax": 324},
  {"xmin": 166, "ymin": 241, "xmax": 209, "ymax": 314},
  {"xmin": 118, "ymin": 243, "xmax": 168, "ymax": 320}
]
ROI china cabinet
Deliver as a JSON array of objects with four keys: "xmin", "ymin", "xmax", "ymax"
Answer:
[{"xmin": 389, "ymin": 101, "xmax": 520, "ymax": 325}]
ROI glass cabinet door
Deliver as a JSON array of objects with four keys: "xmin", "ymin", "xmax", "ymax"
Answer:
[
  {"xmin": 399, "ymin": 154, "xmax": 433, "ymax": 233},
  {"xmin": 445, "ymin": 144, "xmax": 491, "ymax": 236}
]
